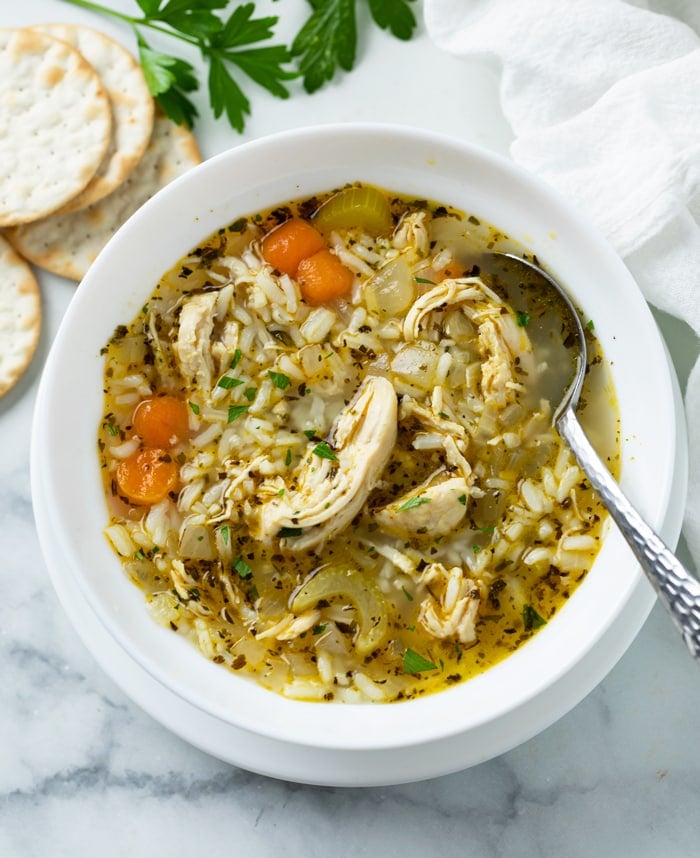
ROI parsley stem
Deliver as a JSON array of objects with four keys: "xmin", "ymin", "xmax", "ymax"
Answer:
[
  {"xmin": 60, "ymin": 0, "xmax": 201, "ymax": 49},
  {"xmin": 59, "ymin": 0, "xmax": 136, "ymax": 27}
]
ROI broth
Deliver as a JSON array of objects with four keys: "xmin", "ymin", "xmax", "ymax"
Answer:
[{"xmin": 98, "ymin": 184, "xmax": 618, "ymax": 703}]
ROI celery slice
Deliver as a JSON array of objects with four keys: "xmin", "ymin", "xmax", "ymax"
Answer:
[
  {"xmin": 291, "ymin": 564, "xmax": 388, "ymax": 655},
  {"xmin": 312, "ymin": 186, "xmax": 393, "ymax": 236}
]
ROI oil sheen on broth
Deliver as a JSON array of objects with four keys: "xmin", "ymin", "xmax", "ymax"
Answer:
[{"xmin": 98, "ymin": 184, "xmax": 618, "ymax": 704}]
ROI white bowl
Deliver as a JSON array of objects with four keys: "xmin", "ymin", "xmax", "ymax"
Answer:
[{"xmin": 31, "ymin": 124, "xmax": 686, "ymax": 783}]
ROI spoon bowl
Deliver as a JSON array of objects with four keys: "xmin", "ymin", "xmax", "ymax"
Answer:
[{"xmin": 483, "ymin": 251, "xmax": 700, "ymax": 660}]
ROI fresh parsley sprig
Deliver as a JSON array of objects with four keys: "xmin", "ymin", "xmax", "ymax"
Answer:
[
  {"xmin": 60, "ymin": 0, "xmax": 418, "ymax": 131},
  {"xmin": 61, "ymin": 0, "xmax": 296, "ymax": 131},
  {"xmin": 292, "ymin": 0, "xmax": 418, "ymax": 93}
]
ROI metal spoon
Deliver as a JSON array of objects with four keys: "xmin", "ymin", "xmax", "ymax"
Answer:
[{"xmin": 481, "ymin": 251, "xmax": 700, "ymax": 659}]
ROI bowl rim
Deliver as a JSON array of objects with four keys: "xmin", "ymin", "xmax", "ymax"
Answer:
[{"xmin": 31, "ymin": 122, "xmax": 681, "ymax": 751}]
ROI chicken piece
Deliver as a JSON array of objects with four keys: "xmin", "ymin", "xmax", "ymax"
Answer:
[
  {"xmin": 478, "ymin": 311, "xmax": 536, "ymax": 408},
  {"xmin": 392, "ymin": 210, "xmax": 430, "ymax": 256},
  {"xmin": 374, "ymin": 475, "xmax": 469, "ymax": 538},
  {"xmin": 399, "ymin": 395, "xmax": 467, "ymax": 441},
  {"xmin": 257, "ymin": 375, "xmax": 398, "ymax": 550},
  {"xmin": 417, "ymin": 562, "xmax": 481, "ymax": 645},
  {"xmin": 441, "ymin": 434, "xmax": 472, "ymax": 481},
  {"xmin": 403, "ymin": 278, "xmax": 485, "ymax": 341},
  {"xmin": 174, "ymin": 292, "xmax": 218, "ymax": 390}
]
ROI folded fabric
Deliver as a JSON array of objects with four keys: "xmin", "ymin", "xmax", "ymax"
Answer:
[{"xmin": 425, "ymin": 0, "xmax": 700, "ymax": 568}]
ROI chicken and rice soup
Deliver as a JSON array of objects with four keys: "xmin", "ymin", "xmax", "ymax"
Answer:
[{"xmin": 99, "ymin": 184, "xmax": 618, "ymax": 703}]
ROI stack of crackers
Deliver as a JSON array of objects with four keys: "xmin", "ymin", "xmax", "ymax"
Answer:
[{"xmin": 0, "ymin": 24, "xmax": 203, "ymax": 399}]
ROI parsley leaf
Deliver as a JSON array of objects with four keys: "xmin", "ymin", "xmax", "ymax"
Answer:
[
  {"xmin": 522, "ymin": 604, "xmax": 547, "ymax": 631},
  {"xmin": 292, "ymin": 0, "xmax": 417, "ymax": 93},
  {"xmin": 367, "ymin": 0, "xmax": 417, "ymax": 40},
  {"xmin": 227, "ymin": 404, "xmax": 250, "ymax": 423},
  {"xmin": 312, "ymin": 441, "xmax": 338, "ymax": 461},
  {"xmin": 217, "ymin": 374, "xmax": 244, "ymax": 389},
  {"xmin": 291, "ymin": 0, "xmax": 356, "ymax": 94},
  {"xmin": 403, "ymin": 648, "xmax": 438, "ymax": 674},
  {"xmin": 62, "ymin": 0, "xmax": 294, "ymax": 132},
  {"xmin": 233, "ymin": 555, "xmax": 253, "ymax": 578},
  {"xmin": 397, "ymin": 495, "xmax": 431, "ymax": 512},
  {"xmin": 268, "ymin": 370, "xmax": 291, "ymax": 390}
]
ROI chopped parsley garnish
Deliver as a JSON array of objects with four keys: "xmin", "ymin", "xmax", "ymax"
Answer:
[
  {"xmin": 231, "ymin": 348, "xmax": 243, "ymax": 369},
  {"xmin": 284, "ymin": 448, "xmax": 292, "ymax": 466},
  {"xmin": 268, "ymin": 370, "xmax": 291, "ymax": 390},
  {"xmin": 401, "ymin": 585, "xmax": 414, "ymax": 602},
  {"xmin": 243, "ymin": 386, "xmax": 257, "ymax": 402},
  {"xmin": 227, "ymin": 404, "xmax": 250, "ymax": 423},
  {"xmin": 472, "ymin": 543, "xmax": 481, "ymax": 554},
  {"xmin": 522, "ymin": 604, "xmax": 547, "ymax": 631},
  {"xmin": 458, "ymin": 494, "xmax": 467, "ymax": 506},
  {"xmin": 217, "ymin": 374, "xmax": 244, "ymax": 390},
  {"xmin": 312, "ymin": 624, "xmax": 327, "ymax": 635},
  {"xmin": 105, "ymin": 421, "xmax": 119, "ymax": 437},
  {"xmin": 303, "ymin": 429, "xmax": 319, "ymax": 439},
  {"xmin": 312, "ymin": 441, "xmax": 338, "ymax": 461},
  {"xmin": 403, "ymin": 648, "xmax": 438, "ymax": 674},
  {"xmin": 414, "ymin": 276, "xmax": 436, "ymax": 285},
  {"xmin": 586, "ymin": 318, "xmax": 595, "ymax": 331},
  {"xmin": 188, "ymin": 401, "xmax": 200, "ymax": 415},
  {"xmin": 233, "ymin": 556, "xmax": 253, "ymax": 578},
  {"xmin": 397, "ymin": 495, "xmax": 430, "ymax": 512},
  {"xmin": 516, "ymin": 311, "xmax": 531, "ymax": 327},
  {"xmin": 220, "ymin": 525, "xmax": 230, "ymax": 544}
]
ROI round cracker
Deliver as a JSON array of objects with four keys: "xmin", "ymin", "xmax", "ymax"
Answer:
[
  {"xmin": 0, "ymin": 28, "xmax": 112, "ymax": 227},
  {"xmin": 31, "ymin": 24, "xmax": 154, "ymax": 213},
  {"xmin": 0, "ymin": 233, "xmax": 41, "ymax": 398},
  {"xmin": 5, "ymin": 114, "xmax": 202, "ymax": 281}
]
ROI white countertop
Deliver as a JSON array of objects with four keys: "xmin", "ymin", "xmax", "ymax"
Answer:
[{"xmin": 2, "ymin": 2, "xmax": 700, "ymax": 855}]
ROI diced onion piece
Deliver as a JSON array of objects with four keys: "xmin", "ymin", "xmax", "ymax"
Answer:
[
  {"xmin": 312, "ymin": 186, "xmax": 393, "ymax": 237},
  {"xmin": 390, "ymin": 343, "xmax": 440, "ymax": 384},
  {"xmin": 364, "ymin": 256, "xmax": 416, "ymax": 319},
  {"xmin": 179, "ymin": 521, "xmax": 215, "ymax": 560},
  {"xmin": 290, "ymin": 564, "xmax": 388, "ymax": 655}
]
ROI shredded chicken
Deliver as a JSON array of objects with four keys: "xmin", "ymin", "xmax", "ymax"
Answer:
[
  {"xmin": 392, "ymin": 210, "xmax": 431, "ymax": 255},
  {"xmin": 478, "ymin": 312, "xmax": 535, "ymax": 408},
  {"xmin": 174, "ymin": 292, "xmax": 218, "ymax": 390},
  {"xmin": 374, "ymin": 476, "xmax": 469, "ymax": 538},
  {"xmin": 256, "ymin": 375, "xmax": 398, "ymax": 550},
  {"xmin": 417, "ymin": 562, "xmax": 481, "ymax": 645},
  {"xmin": 403, "ymin": 278, "xmax": 485, "ymax": 341}
]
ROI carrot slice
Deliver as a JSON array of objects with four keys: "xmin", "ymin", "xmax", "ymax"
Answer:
[
  {"xmin": 116, "ymin": 447, "xmax": 179, "ymax": 506},
  {"xmin": 132, "ymin": 395, "xmax": 190, "ymax": 448},
  {"xmin": 261, "ymin": 217, "xmax": 327, "ymax": 276},
  {"xmin": 296, "ymin": 249, "xmax": 354, "ymax": 305}
]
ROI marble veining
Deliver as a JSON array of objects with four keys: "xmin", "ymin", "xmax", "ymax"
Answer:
[{"xmin": 3, "ymin": 1, "xmax": 700, "ymax": 855}]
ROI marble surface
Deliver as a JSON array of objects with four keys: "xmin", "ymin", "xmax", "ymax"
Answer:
[{"xmin": 2, "ymin": 1, "xmax": 700, "ymax": 855}]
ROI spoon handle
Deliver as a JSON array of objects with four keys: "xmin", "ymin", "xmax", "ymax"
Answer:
[{"xmin": 556, "ymin": 407, "xmax": 700, "ymax": 659}]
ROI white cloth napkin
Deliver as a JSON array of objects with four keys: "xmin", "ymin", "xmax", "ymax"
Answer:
[{"xmin": 425, "ymin": 0, "xmax": 700, "ymax": 569}]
